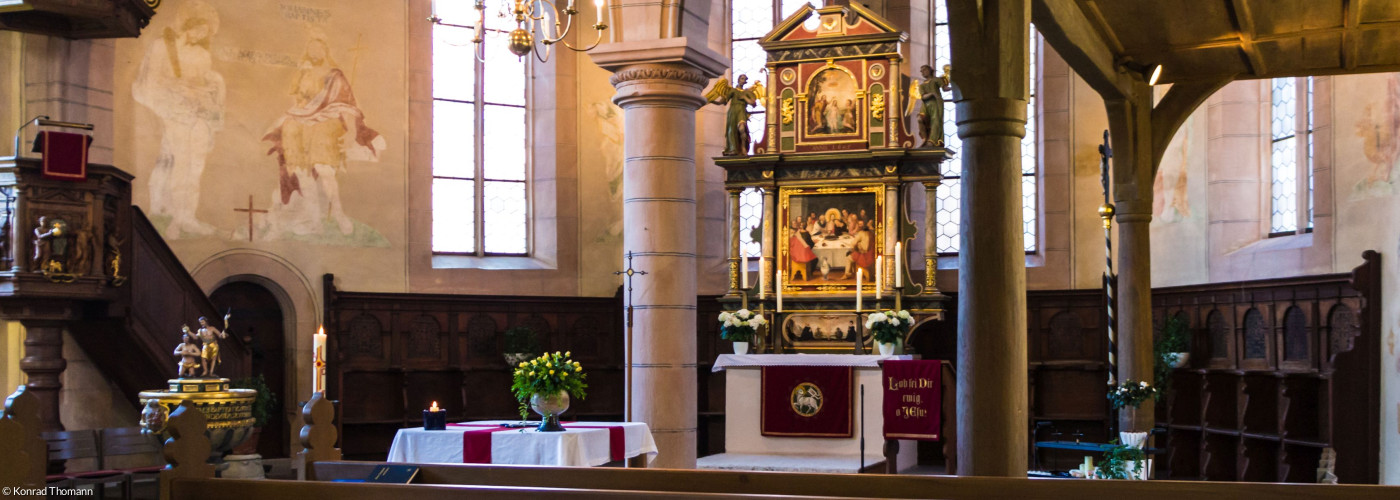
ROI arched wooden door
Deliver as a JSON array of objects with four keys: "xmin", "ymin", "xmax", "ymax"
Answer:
[{"xmin": 211, "ymin": 281, "xmax": 287, "ymax": 458}]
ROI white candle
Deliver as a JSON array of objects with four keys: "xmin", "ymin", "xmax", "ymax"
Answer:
[
  {"xmin": 430, "ymin": 0, "xmax": 437, "ymax": 20},
  {"xmin": 313, "ymin": 325, "xmax": 327, "ymax": 394},
  {"xmin": 741, "ymin": 256, "xmax": 749, "ymax": 290},
  {"xmin": 855, "ymin": 269, "xmax": 863, "ymax": 311},
  {"xmin": 777, "ymin": 274, "xmax": 784, "ymax": 312},
  {"xmin": 758, "ymin": 259, "xmax": 766, "ymax": 299},
  {"xmin": 594, "ymin": 0, "xmax": 604, "ymax": 21},
  {"xmin": 894, "ymin": 242, "xmax": 902, "ymax": 288},
  {"xmin": 875, "ymin": 256, "xmax": 883, "ymax": 299}
]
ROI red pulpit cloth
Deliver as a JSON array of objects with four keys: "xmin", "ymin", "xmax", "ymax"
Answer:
[
  {"xmin": 881, "ymin": 360, "xmax": 942, "ymax": 440},
  {"xmin": 760, "ymin": 366, "xmax": 853, "ymax": 438},
  {"xmin": 37, "ymin": 131, "xmax": 90, "ymax": 181}
]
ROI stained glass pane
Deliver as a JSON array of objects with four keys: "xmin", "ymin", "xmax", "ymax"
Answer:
[
  {"xmin": 781, "ymin": 0, "xmax": 815, "ymax": 19},
  {"xmin": 1307, "ymin": 77, "xmax": 1314, "ymax": 229},
  {"xmin": 746, "ymin": 111, "xmax": 766, "ymax": 155},
  {"xmin": 731, "ymin": 40, "xmax": 767, "ymax": 90},
  {"xmin": 437, "ymin": 1, "xmax": 479, "ymax": 24},
  {"xmin": 483, "ymin": 104, "xmax": 527, "ymax": 181},
  {"xmin": 1271, "ymin": 136, "xmax": 1298, "ymax": 233},
  {"xmin": 433, "ymin": 100, "xmax": 475, "ymax": 179},
  {"xmin": 732, "ymin": 0, "xmax": 774, "ymax": 39},
  {"xmin": 1023, "ymin": 28, "xmax": 1038, "ymax": 175},
  {"xmin": 483, "ymin": 181, "xmax": 528, "ymax": 254},
  {"xmin": 1022, "ymin": 175, "xmax": 1037, "ymax": 252},
  {"xmin": 483, "ymin": 31, "xmax": 527, "ymax": 106},
  {"xmin": 433, "ymin": 178, "xmax": 475, "ymax": 253},
  {"xmin": 739, "ymin": 188, "xmax": 763, "ymax": 258},
  {"xmin": 1271, "ymin": 78, "xmax": 1296, "ymax": 141},
  {"xmin": 433, "ymin": 26, "xmax": 476, "ymax": 102},
  {"xmin": 935, "ymin": 179, "xmax": 961, "ymax": 254}
]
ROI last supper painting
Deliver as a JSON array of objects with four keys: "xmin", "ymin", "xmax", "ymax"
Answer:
[
  {"xmin": 778, "ymin": 185, "xmax": 883, "ymax": 293},
  {"xmin": 805, "ymin": 68, "xmax": 860, "ymax": 136}
]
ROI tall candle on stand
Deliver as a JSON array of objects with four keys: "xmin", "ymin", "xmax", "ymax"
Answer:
[
  {"xmin": 758, "ymin": 259, "xmax": 766, "ymax": 299},
  {"xmin": 741, "ymin": 255, "xmax": 749, "ymax": 291},
  {"xmin": 777, "ymin": 274, "xmax": 784, "ymax": 312},
  {"xmin": 313, "ymin": 326, "xmax": 327, "ymax": 394},
  {"xmin": 875, "ymin": 256, "xmax": 883, "ymax": 299},
  {"xmin": 896, "ymin": 243, "xmax": 904, "ymax": 287},
  {"xmin": 855, "ymin": 269, "xmax": 863, "ymax": 311},
  {"xmin": 595, "ymin": 0, "xmax": 605, "ymax": 20}
]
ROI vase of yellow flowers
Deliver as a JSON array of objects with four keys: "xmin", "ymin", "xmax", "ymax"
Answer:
[{"xmin": 512, "ymin": 351, "xmax": 588, "ymax": 432}]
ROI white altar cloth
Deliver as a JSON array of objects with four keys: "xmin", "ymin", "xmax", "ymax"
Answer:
[
  {"xmin": 387, "ymin": 420, "xmax": 657, "ymax": 467},
  {"xmin": 701, "ymin": 354, "xmax": 918, "ymax": 473},
  {"xmin": 712, "ymin": 353, "xmax": 913, "ymax": 371}
]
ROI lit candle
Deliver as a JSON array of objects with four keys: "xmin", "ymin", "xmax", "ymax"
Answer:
[
  {"xmin": 894, "ymin": 242, "xmax": 902, "ymax": 288},
  {"xmin": 741, "ymin": 255, "xmax": 749, "ymax": 290},
  {"xmin": 594, "ymin": 0, "xmax": 605, "ymax": 22},
  {"xmin": 313, "ymin": 325, "xmax": 327, "ymax": 394},
  {"xmin": 777, "ymin": 274, "xmax": 784, "ymax": 312},
  {"xmin": 430, "ymin": 0, "xmax": 438, "ymax": 20},
  {"xmin": 855, "ymin": 268, "xmax": 863, "ymax": 311},
  {"xmin": 875, "ymin": 256, "xmax": 883, "ymax": 300},
  {"xmin": 430, "ymin": 401, "xmax": 440, "ymax": 412}
]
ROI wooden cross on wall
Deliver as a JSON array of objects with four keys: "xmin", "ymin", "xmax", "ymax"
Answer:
[{"xmin": 233, "ymin": 195, "xmax": 268, "ymax": 242}]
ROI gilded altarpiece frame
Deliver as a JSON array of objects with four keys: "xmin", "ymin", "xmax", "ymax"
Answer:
[{"xmin": 777, "ymin": 185, "xmax": 883, "ymax": 295}]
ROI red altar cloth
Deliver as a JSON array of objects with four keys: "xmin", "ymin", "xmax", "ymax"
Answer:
[
  {"xmin": 881, "ymin": 360, "xmax": 942, "ymax": 440},
  {"xmin": 760, "ymin": 365, "xmax": 853, "ymax": 438}
]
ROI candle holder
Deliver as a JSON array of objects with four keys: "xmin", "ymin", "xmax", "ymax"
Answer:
[{"xmin": 423, "ymin": 407, "xmax": 446, "ymax": 430}]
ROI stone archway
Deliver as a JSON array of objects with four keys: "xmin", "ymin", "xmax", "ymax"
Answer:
[{"xmin": 211, "ymin": 281, "xmax": 288, "ymax": 458}]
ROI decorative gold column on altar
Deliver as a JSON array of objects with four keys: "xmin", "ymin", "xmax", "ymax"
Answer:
[
  {"xmin": 760, "ymin": 186, "xmax": 776, "ymax": 296},
  {"xmin": 922, "ymin": 180, "xmax": 940, "ymax": 291},
  {"xmin": 728, "ymin": 188, "xmax": 742, "ymax": 294}
]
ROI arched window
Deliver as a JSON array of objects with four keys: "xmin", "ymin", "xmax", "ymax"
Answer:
[
  {"xmin": 1269, "ymin": 76, "xmax": 1314, "ymax": 236},
  {"xmin": 934, "ymin": 1, "xmax": 1039, "ymax": 254},
  {"xmin": 731, "ymin": 1, "xmax": 815, "ymax": 258},
  {"xmin": 431, "ymin": 4, "xmax": 530, "ymax": 256}
]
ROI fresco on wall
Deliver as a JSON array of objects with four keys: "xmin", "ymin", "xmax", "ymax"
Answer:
[
  {"xmin": 132, "ymin": 0, "xmax": 224, "ymax": 237},
  {"xmin": 589, "ymin": 101, "xmax": 624, "ymax": 245},
  {"xmin": 1352, "ymin": 73, "xmax": 1400, "ymax": 199},
  {"xmin": 124, "ymin": 0, "xmax": 390, "ymax": 247},
  {"xmin": 260, "ymin": 29, "xmax": 387, "ymax": 242},
  {"xmin": 1153, "ymin": 114, "xmax": 1194, "ymax": 222}
]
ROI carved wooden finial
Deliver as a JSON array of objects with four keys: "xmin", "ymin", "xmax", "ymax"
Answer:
[
  {"xmin": 297, "ymin": 392, "xmax": 341, "ymax": 479},
  {"xmin": 160, "ymin": 401, "xmax": 214, "ymax": 480},
  {"xmin": 4, "ymin": 386, "xmax": 46, "ymax": 488}
]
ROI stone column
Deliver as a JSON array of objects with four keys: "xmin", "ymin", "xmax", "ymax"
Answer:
[
  {"xmin": 19, "ymin": 320, "xmax": 66, "ymax": 432},
  {"xmin": 947, "ymin": 0, "xmax": 1029, "ymax": 477},
  {"xmin": 609, "ymin": 63, "xmax": 712, "ymax": 469},
  {"xmin": 727, "ymin": 188, "xmax": 742, "ymax": 294},
  {"xmin": 1106, "ymin": 81, "xmax": 1156, "ymax": 432},
  {"xmin": 760, "ymin": 187, "xmax": 776, "ymax": 298},
  {"xmin": 922, "ymin": 181, "xmax": 940, "ymax": 292}
]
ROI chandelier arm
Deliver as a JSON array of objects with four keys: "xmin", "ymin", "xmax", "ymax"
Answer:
[
  {"xmin": 532, "ymin": 0, "xmax": 576, "ymax": 45},
  {"xmin": 532, "ymin": 38, "xmax": 553, "ymax": 63},
  {"xmin": 560, "ymin": 26, "xmax": 606, "ymax": 52}
]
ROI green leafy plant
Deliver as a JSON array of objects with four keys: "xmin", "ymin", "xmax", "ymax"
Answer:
[
  {"xmin": 718, "ymin": 309, "xmax": 766, "ymax": 343},
  {"xmin": 511, "ymin": 351, "xmax": 588, "ymax": 419},
  {"xmin": 1096, "ymin": 441, "xmax": 1147, "ymax": 479},
  {"xmin": 1153, "ymin": 316, "xmax": 1190, "ymax": 400},
  {"xmin": 864, "ymin": 310, "xmax": 912, "ymax": 345},
  {"xmin": 1107, "ymin": 380, "xmax": 1157, "ymax": 409},
  {"xmin": 231, "ymin": 374, "xmax": 279, "ymax": 428}
]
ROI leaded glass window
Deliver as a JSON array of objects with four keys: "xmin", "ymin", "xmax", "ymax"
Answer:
[
  {"xmin": 1270, "ymin": 76, "xmax": 1313, "ymax": 236},
  {"xmin": 934, "ymin": 1, "xmax": 1039, "ymax": 254},
  {"xmin": 739, "ymin": 188, "xmax": 764, "ymax": 258},
  {"xmin": 432, "ymin": 5, "xmax": 530, "ymax": 255}
]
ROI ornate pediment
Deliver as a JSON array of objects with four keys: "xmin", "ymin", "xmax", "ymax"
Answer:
[{"xmin": 761, "ymin": 4, "xmax": 907, "ymax": 53}]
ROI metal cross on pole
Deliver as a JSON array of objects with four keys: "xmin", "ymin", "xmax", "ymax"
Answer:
[
  {"xmin": 614, "ymin": 251, "xmax": 648, "ymax": 423},
  {"xmin": 1098, "ymin": 129, "xmax": 1118, "ymax": 386}
]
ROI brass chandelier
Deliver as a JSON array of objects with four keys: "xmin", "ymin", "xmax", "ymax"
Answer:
[{"xmin": 429, "ymin": 0, "xmax": 609, "ymax": 62}]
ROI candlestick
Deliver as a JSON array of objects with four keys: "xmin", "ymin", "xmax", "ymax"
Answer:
[
  {"xmin": 313, "ymin": 325, "xmax": 327, "ymax": 394},
  {"xmin": 894, "ymin": 242, "xmax": 902, "ymax": 288},
  {"xmin": 741, "ymin": 255, "xmax": 749, "ymax": 291},
  {"xmin": 855, "ymin": 268, "xmax": 863, "ymax": 312},
  {"xmin": 875, "ymin": 256, "xmax": 883, "ymax": 300},
  {"xmin": 594, "ymin": 0, "xmax": 604, "ymax": 21}
]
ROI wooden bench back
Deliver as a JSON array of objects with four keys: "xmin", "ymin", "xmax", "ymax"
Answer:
[
  {"xmin": 43, "ymin": 429, "xmax": 103, "ymax": 465},
  {"xmin": 305, "ymin": 461, "xmax": 1400, "ymax": 500},
  {"xmin": 168, "ymin": 478, "xmax": 849, "ymax": 500},
  {"xmin": 101, "ymin": 426, "xmax": 163, "ymax": 467}
]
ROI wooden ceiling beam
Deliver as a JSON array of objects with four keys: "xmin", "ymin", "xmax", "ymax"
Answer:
[
  {"xmin": 1343, "ymin": 0, "xmax": 1362, "ymax": 69},
  {"xmin": 1032, "ymin": 0, "xmax": 1128, "ymax": 99},
  {"xmin": 1227, "ymin": 0, "xmax": 1266, "ymax": 76}
]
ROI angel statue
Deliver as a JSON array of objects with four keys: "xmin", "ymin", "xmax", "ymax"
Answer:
[
  {"xmin": 706, "ymin": 74, "xmax": 766, "ymax": 156},
  {"xmin": 908, "ymin": 64, "xmax": 953, "ymax": 148}
]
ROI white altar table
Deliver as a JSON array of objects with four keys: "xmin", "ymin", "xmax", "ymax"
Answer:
[
  {"xmin": 387, "ymin": 420, "xmax": 657, "ymax": 467},
  {"xmin": 700, "ymin": 354, "xmax": 918, "ymax": 473}
]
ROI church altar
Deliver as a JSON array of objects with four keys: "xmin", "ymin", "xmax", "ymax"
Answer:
[
  {"xmin": 387, "ymin": 420, "xmax": 657, "ymax": 467},
  {"xmin": 700, "ymin": 354, "xmax": 918, "ymax": 473}
]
